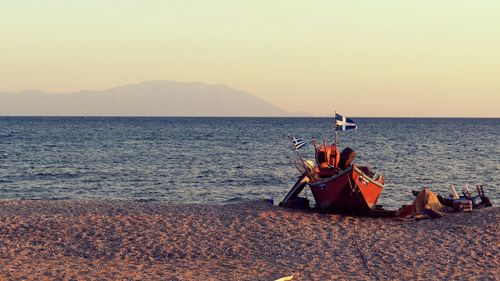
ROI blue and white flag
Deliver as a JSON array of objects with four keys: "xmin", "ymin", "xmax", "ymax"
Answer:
[
  {"xmin": 287, "ymin": 134, "xmax": 310, "ymax": 150},
  {"xmin": 335, "ymin": 113, "xmax": 357, "ymax": 131}
]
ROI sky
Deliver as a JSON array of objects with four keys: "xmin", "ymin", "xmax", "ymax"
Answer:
[{"xmin": 1, "ymin": 0, "xmax": 499, "ymax": 117}]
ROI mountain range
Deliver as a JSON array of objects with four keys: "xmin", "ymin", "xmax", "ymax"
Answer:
[{"xmin": 0, "ymin": 81, "xmax": 306, "ymax": 117}]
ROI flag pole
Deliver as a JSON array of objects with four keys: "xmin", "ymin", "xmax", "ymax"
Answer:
[
  {"xmin": 334, "ymin": 110, "xmax": 338, "ymax": 146},
  {"xmin": 287, "ymin": 134, "xmax": 313, "ymax": 179}
]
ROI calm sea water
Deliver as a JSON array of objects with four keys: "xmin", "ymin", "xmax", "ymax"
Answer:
[{"xmin": 0, "ymin": 117, "xmax": 498, "ymax": 209}]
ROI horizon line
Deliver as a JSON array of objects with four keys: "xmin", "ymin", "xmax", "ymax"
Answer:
[{"xmin": 0, "ymin": 115, "xmax": 498, "ymax": 119}]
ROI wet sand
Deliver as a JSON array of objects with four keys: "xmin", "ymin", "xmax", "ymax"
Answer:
[{"xmin": 0, "ymin": 200, "xmax": 498, "ymax": 280}]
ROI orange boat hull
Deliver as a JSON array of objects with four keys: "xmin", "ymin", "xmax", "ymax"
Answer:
[{"xmin": 308, "ymin": 165, "xmax": 383, "ymax": 213}]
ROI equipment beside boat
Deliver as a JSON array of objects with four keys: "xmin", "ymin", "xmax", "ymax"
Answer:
[{"xmin": 433, "ymin": 184, "xmax": 492, "ymax": 210}]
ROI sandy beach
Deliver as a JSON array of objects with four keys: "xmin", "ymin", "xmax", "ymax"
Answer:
[{"xmin": 0, "ymin": 200, "xmax": 497, "ymax": 280}]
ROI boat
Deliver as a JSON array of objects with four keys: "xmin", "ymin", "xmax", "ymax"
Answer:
[{"xmin": 280, "ymin": 113, "xmax": 385, "ymax": 214}]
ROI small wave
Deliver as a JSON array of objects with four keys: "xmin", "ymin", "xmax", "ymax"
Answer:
[
  {"xmin": 33, "ymin": 172, "xmax": 79, "ymax": 179},
  {"xmin": 224, "ymin": 197, "xmax": 244, "ymax": 203},
  {"xmin": 133, "ymin": 198, "xmax": 159, "ymax": 203}
]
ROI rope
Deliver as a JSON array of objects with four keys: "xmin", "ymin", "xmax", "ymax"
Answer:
[{"xmin": 347, "ymin": 175, "xmax": 357, "ymax": 215}]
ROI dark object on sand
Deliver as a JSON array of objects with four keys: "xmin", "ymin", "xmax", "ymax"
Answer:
[
  {"xmin": 366, "ymin": 205, "xmax": 397, "ymax": 217},
  {"xmin": 419, "ymin": 208, "xmax": 443, "ymax": 219},
  {"xmin": 279, "ymin": 197, "xmax": 310, "ymax": 210}
]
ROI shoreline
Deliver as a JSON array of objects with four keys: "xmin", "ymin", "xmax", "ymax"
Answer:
[{"xmin": 0, "ymin": 200, "xmax": 498, "ymax": 280}]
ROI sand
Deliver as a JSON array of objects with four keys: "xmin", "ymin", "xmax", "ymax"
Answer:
[{"xmin": 0, "ymin": 200, "xmax": 498, "ymax": 281}]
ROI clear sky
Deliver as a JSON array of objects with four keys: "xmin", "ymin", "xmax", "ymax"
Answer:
[{"xmin": 1, "ymin": 0, "xmax": 499, "ymax": 117}]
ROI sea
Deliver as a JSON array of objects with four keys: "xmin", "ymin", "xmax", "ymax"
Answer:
[{"xmin": 0, "ymin": 117, "xmax": 498, "ymax": 209}]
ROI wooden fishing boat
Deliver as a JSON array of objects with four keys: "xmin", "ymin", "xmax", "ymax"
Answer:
[
  {"xmin": 280, "ymin": 113, "xmax": 385, "ymax": 214},
  {"xmin": 308, "ymin": 164, "xmax": 384, "ymax": 213},
  {"xmin": 280, "ymin": 142, "xmax": 385, "ymax": 214}
]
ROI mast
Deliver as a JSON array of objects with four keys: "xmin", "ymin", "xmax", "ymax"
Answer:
[{"xmin": 334, "ymin": 110, "xmax": 338, "ymax": 146}]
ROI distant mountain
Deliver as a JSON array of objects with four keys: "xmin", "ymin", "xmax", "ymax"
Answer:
[{"xmin": 0, "ymin": 81, "xmax": 295, "ymax": 117}]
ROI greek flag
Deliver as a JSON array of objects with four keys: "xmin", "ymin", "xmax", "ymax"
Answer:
[
  {"xmin": 287, "ymin": 134, "xmax": 310, "ymax": 150},
  {"xmin": 335, "ymin": 113, "xmax": 357, "ymax": 131}
]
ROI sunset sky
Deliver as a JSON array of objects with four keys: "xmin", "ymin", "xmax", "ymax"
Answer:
[{"xmin": 1, "ymin": 0, "xmax": 499, "ymax": 117}]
